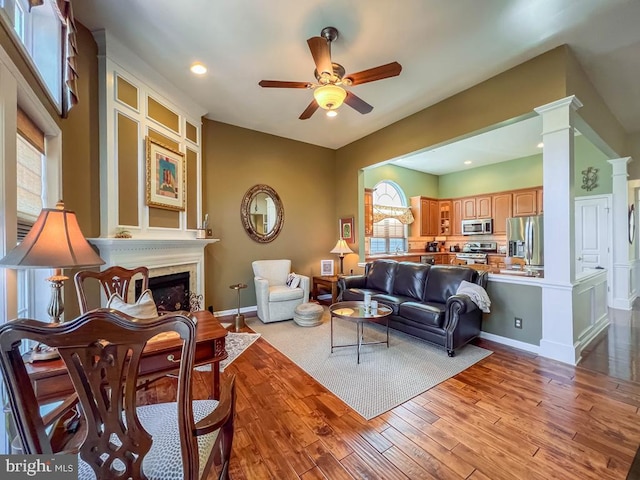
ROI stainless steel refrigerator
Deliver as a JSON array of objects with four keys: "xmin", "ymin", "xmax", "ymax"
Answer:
[{"xmin": 506, "ymin": 215, "xmax": 544, "ymax": 267}]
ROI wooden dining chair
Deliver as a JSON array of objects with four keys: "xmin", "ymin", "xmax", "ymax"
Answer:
[
  {"xmin": 74, "ymin": 266, "xmax": 150, "ymax": 314},
  {"xmin": 0, "ymin": 309, "xmax": 236, "ymax": 480}
]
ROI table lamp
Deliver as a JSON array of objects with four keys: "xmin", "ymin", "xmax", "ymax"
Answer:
[
  {"xmin": 0, "ymin": 201, "xmax": 105, "ymax": 324},
  {"xmin": 330, "ymin": 238, "xmax": 353, "ymax": 275}
]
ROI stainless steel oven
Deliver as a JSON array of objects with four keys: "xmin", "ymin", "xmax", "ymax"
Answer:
[
  {"xmin": 461, "ymin": 218, "xmax": 493, "ymax": 235},
  {"xmin": 455, "ymin": 253, "xmax": 488, "ymax": 264}
]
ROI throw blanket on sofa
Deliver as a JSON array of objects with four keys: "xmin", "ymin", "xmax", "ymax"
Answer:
[{"xmin": 456, "ymin": 280, "xmax": 491, "ymax": 313}]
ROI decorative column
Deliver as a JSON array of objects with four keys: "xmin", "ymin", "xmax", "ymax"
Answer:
[
  {"xmin": 534, "ymin": 96, "xmax": 582, "ymax": 364},
  {"xmin": 609, "ymin": 157, "xmax": 632, "ymax": 309}
]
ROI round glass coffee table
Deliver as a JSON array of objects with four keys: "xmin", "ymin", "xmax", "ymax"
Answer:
[{"xmin": 329, "ymin": 301, "xmax": 393, "ymax": 364}]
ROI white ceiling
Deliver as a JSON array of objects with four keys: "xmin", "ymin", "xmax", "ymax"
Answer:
[
  {"xmin": 72, "ymin": 0, "xmax": 640, "ymax": 168},
  {"xmin": 389, "ymin": 116, "xmax": 544, "ymax": 175}
]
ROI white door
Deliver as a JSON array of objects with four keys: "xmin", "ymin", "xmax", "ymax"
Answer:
[{"xmin": 575, "ymin": 195, "xmax": 611, "ymax": 302}]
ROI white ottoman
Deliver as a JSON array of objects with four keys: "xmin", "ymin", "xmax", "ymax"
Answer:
[{"xmin": 293, "ymin": 302, "xmax": 324, "ymax": 327}]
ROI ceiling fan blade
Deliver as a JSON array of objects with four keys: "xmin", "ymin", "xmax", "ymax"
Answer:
[
  {"xmin": 307, "ymin": 36, "xmax": 333, "ymax": 76},
  {"xmin": 344, "ymin": 91, "xmax": 373, "ymax": 114},
  {"xmin": 299, "ymin": 99, "xmax": 320, "ymax": 120},
  {"xmin": 344, "ymin": 61, "xmax": 402, "ymax": 86},
  {"xmin": 258, "ymin": 80, "xmax": 311, "ymax": 89}
]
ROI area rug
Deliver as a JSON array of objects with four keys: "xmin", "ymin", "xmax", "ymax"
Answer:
[
  {"xmin": 247, "ymin": 311, "xmax": 492, "ymax": 419},
  {"xmin": 196, "ymin": 332, "xmax": 261, "ymax": 372}
]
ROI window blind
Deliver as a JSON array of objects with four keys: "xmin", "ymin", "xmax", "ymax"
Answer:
[{"xmin": 16, "ymin": 109, "xmax": 45, "ymax": 241}]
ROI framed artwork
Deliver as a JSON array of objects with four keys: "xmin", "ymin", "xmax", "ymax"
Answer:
[
  {"xmin": 146, "ymin": 136, "xmax": 186, "ymax": 211},
  {"xmin": 320, "ymin": 259, "xmax": 334, "ymax": 276},
  {"xmin": 340, "ymin": 216, "xmax": 354, "ymax": 244}
]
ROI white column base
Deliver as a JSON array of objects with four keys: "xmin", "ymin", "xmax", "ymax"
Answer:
[
  {"xmin": 541, "ymin": 282, "xmax": 578, "ymax": 365},
  {"xmin": 539, "ymin": 338, "xmax": 580, "ymax": 365},
  {"xmin": 611, "ymin": 262, "xmax": 632, "ymax": 310}
]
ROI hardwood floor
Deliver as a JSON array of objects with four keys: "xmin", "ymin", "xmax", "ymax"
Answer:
[
  {"xmin": 579, "ymin": 304, "xmax": 640, "ymax": 383},
  {"xmin": 142, "ymin": 314, "xmax": 640, "ymax": 479}
]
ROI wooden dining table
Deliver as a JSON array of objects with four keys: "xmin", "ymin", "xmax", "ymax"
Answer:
[{"xmin": 24, "ymin": 310, "xmax": 228, "ymax": 403}]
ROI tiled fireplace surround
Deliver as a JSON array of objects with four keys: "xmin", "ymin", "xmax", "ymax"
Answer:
[{"xmin": 88, "ymin": 238, "xmax": 217, "ymax": 306}]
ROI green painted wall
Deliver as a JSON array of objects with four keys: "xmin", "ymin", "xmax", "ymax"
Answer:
[
  {"xmin": 364, "ymin": 134, "xmax": 609, "ymax": 203},
  {"xmin": 363, "ymin": 164, "xmax": 438, "ymax": 198},
  {"xmin": 438, "ymin": 155, "xmax": 543, "ymax": 198},
  {"xmin": 574, "ymin": 135, "xmax": 612, "ymax": 196},
  {"xmin": 483, "ymin": 281, "xmax": 542, "ymax": 345},
  {"xmin": 203, "ymin": 120, "xmax": 337, "ymax": 311}
]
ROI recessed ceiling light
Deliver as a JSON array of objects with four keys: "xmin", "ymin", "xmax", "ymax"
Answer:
[
  {"xmin": 464, "ymin": 160, "xmax": 472, "ymax": 165},
  {"xmin": 190, "ymin": 63, "xmax": 207, "ymax": 75},
  {"xmin": 326, "ymin": 110, "xmax": 338, "ymax": 118},
  {"xmin": 537, "ymin": 142, "xmax": 544, "ymax": 148}
]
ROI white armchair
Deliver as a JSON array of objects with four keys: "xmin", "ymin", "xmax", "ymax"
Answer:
[{"xmin": 252, "ymin": 259, "xmax": 310, "ymax": 323}]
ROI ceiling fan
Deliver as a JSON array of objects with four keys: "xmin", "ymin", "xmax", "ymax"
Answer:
[{"xmin": 258, "ymin": 26, "xmax": 402, "ymax": 119}]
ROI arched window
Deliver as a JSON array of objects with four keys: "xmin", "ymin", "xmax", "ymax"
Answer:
[{"xmin": 370, "ymin": 180, "xmax": 408, "ymax": 254}]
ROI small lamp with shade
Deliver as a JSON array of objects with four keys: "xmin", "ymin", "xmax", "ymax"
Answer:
[
  {"xmin": 330, "ymin": 238, "xmax": 354, "ymax": 275},
  {"xmin": 0, "ymin": 201, "xmax": 105, "ymax": 359}
]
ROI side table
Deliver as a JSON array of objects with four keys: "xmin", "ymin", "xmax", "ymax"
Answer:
[
  {"xmin": 229, "ymin": 283, "xmax": 247, "ymax": 331},
  {"xmin": 312, "ymin": 275, "xmax": 340, "ymax": 305}
]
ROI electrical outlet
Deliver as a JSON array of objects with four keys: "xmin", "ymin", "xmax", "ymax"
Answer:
[{"xmin": 514, "ymin": 317, "xmax": 523, "ymax": 329}]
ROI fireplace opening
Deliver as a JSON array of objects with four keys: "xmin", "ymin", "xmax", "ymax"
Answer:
[{"xmin": 136, "ymin": 272, "xmax": 190, "ymax": 313}]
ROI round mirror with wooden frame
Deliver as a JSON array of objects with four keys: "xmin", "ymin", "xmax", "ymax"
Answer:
[
  {"xmin": 630, "ymin": 204, "xmax": 636, "ymax": 244},
  {"xmin": 241, "ymin": 184, "xmax": 284, "ymax": 243}
]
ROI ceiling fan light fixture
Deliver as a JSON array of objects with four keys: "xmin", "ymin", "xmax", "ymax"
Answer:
[
  {"xmin": 326, "ymin": 110, "xmax": 338, "ymax": 117},
  {"xmin": 313, "ymin": 84, "xmax": 346, "ymax": 110}
]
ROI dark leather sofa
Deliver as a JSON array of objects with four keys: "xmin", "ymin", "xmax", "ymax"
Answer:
[{"xmin": 338, "ymin": 260, "xmax": 488, "ymax": 356}]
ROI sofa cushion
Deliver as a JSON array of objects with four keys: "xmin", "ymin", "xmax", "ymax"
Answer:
[
  {"xmin": 342, "ymin": 288, "xmax": 381, "ymax": 301},
  {"xmin": 366, "ymin": 260, "xmax": 397, "ymax": 293},
  {"xmin": 371, "ymin": 294, "xmax": 416, "ymax": 315},
  {"xmin": 398, "ymin": 301, "xmax": 445, "ymax": 327},
  {"xmin": 393, "ymin": 262, "xmax": 430, "ymax": 299},
  {"xmin": 423, "ymin": 266, "xmax": 477, "ymax": 304}
]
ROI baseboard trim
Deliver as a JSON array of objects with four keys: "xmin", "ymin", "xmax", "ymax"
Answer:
[
  {"xmin": 215, "ymin": 305, "xmax": 257, "ymax": 317},
  {"xmin": 612, "ymin": 297, "xmax": 633, "ymax": 310},
  {"xmin": 479, "ymin": 331, "xmax": 540, "ymax": 355}
]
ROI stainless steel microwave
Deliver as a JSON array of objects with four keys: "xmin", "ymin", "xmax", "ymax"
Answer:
[{"xmin": 461, "ymin": 218, "xmax": 493, "ymax": 235}]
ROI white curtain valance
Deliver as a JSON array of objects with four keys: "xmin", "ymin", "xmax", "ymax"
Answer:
[{"xmin": 372, "ymin": 205, "xmax": 414, "ymax": 224}]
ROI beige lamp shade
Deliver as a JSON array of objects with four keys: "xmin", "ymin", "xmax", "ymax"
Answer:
[
  {"xmin": 330, "ymin": 238, "xmax": 353, "ymax": 255},
  {"xmin": 313, "ymin": 84, "xmax": 347, "ymax": 110},
  {"xmin": 0, "ymin": 201, "xmax": 105, "ymax": 269}
]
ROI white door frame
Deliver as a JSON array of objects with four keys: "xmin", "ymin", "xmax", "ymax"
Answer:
[{"xmin": 575, "ymin": 194, "xmax": 613, "ymax": 306}]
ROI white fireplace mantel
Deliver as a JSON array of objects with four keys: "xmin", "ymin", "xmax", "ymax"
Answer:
[{"xmin": 88, "ymin": 238, "xmax": 219, "ymax": 297}]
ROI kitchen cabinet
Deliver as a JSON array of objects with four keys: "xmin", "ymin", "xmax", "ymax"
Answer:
[
  {"xmin": 462, "ymin": 197, "xmax": 476, "ymax": 220},
  {"xmin": 536, "ymin": 188, "xmax": 543, "ymax": 214},
  {"xmin": 433, "ymin": 253, "xmax": 453, "ymax": 265},
  {"xmin": 513, "ymin": 189, "xmax": 541, "ymax": 217},
  {"xmin": 428, "ymin": 199, "xmax": 439, "ymax": 236},
  {"xmin": 492, "ymin": 193, "xmax": 512, "ymax": 235},
  {"xmin": 439, "ymin": 200, "xmax": 452, "ymax": 235},
  {"xmin": 487, "ymin": 254, "xmax": 505, "ymax": 269},
  {"xmin": 477, "ymin": 196, "xmax": 491, "ymax": 218},
  {"xmin": 462, "ymin": 196, "xmax": 491, "ymax": 219},
  {"xmin": 364, "ymin": 188, "xmax": 373, "ymax": 236},
  {"xmin": 410, "ymin": 196, "xmax": 439, "ymax": 237},
  {"xmin": 452, "ymin": 199, "xmax": 462, "ymax": 235}
]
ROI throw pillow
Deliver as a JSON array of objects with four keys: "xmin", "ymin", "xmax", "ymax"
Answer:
[
  {"xmin": 106, "ymin": 289, "xmax": 159, "ymax": 319},
  {"xmin": 286, "ymin": 273, "xmax": 301, "ymax": 289}
]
